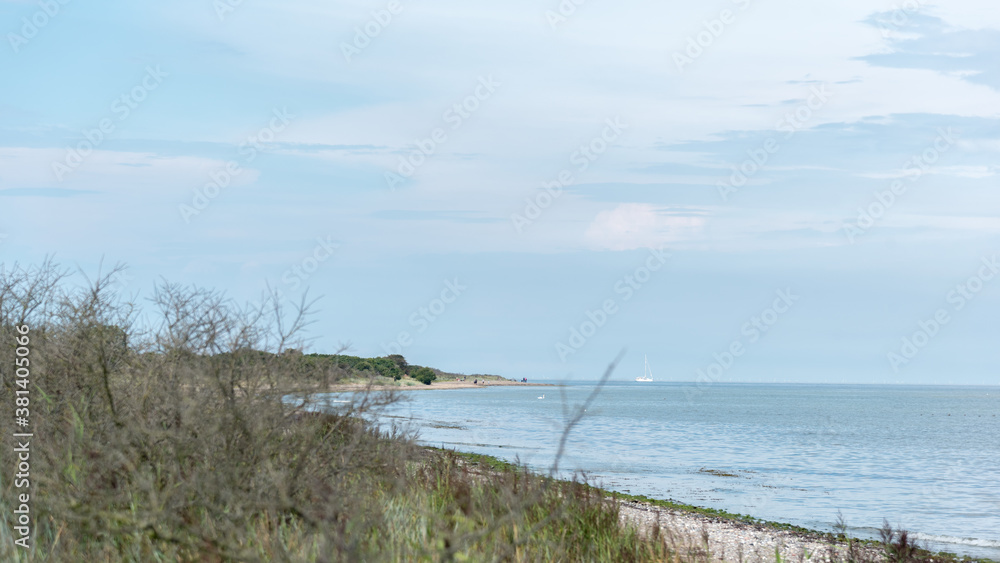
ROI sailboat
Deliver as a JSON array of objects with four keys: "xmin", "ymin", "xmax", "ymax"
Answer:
[{"xmin": 635, "ymin": 355, "xmax": 654, "ymax": 382}]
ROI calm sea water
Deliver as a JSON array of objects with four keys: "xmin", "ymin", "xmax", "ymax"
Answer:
[{"xmin": 315, "ymin": 382, "xmax": 1000, "ymax": 559}]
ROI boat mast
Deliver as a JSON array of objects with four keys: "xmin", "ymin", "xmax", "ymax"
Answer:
[{"xmin": 638, "ymin": 355, "xmax": 653, "ymax": 381}]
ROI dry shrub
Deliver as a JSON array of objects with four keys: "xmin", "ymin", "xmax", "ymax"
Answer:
[
  {"xmin": 0, "ymin": 261, "xmax": 416, "ymax": 561},
  {"xmin": 3, "ymin": 260, "xmax": 945, "ymax": 562}
]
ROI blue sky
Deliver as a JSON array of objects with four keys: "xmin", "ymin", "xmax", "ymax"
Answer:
[{"xmin": 2, "ymin": 0, "xmax": 998, "ymax": 384}]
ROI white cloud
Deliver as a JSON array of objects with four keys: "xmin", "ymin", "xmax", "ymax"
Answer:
[
  {"xmin": 856, "ymin": 164, "xmax": 997, "ymax": 180},
  {"xmin": 0, "ymin": 148, "xmax": 258, "ymax": 196},
  {"xmin": 584, "ymin": 203, "xmax": 705, "ymax": 251}
]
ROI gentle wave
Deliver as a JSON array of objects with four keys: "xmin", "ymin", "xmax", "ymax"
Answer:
[{"xmin": 910, "ymin": 533, "xmax": 1000, "ymax": 549}]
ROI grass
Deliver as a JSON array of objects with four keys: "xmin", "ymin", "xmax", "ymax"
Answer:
[
  {"xmin": 449, "ymin": 450, "xmax": 522, "ymax": 473},
  {"xmin": 0, "ymin": 261, "xmax": 676, "ymax": 562},
  {"xmin": 1, "ymin": 259, "xmax": 994, "ymax": 562}
]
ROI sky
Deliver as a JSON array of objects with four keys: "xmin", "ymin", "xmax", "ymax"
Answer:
[{"xmin": 1, "ymin": 0, "xmax": 998, "ymax": 385}]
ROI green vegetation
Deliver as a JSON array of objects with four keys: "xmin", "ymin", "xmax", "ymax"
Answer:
[
  {"xmin": 270, "ymin": 348, "xmax": 495, "ymax": 390},
  {"xmin": 450, "ymin": 450, "xmax": 521, "ymax": 473},
  {"xmin": 0, "ymin": 260, "xmax": 991, "ymax": 562},
  {"xmin": 0, "ymin": 261, "xmax": 673, "ymax": 562},
  {"xmin": 278, "ymin": 352, "xmax": 418, "ymax": 384},
  {"xmin": 411, "ymin": 366, "xmax": 437, "ymax": 385}
]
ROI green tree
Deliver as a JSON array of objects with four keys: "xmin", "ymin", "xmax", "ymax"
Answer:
[
  {"xmin": 371, "ymin": 357, "xmax": 402, "ymax": 380},
  {"xmin": 387, "ymin": 354, "xmax": 408, "ymax": 373},
  {"xmin": 412, "ymin": 367, "xmax": 436, "ymax": 385}
]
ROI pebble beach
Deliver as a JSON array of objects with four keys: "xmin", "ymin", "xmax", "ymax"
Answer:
[{"xmin": 617, "ymin": 500, "xmax": 881, "ymax": 563}]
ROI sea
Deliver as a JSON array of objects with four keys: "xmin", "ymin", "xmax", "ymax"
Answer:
[{"xmin": 310, "ymin": 382, "xmax": 1000, "ymax": 559}]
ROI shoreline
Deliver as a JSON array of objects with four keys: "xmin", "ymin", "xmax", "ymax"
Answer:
[
  {"xmin": 448, "ymin": 450, "xmax": 997, "ymax": 563},
  {"xmin": 287, "ymin": 382, "xmax": 997, "ymax": 562},
  {"xmin": 318, "ymin": 379, "xmax": 555, "ymax": 393}
]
